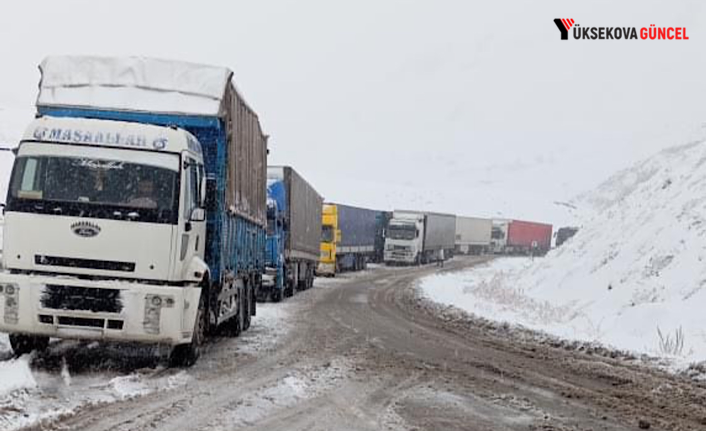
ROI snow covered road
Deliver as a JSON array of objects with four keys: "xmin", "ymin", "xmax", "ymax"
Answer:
[{"xmin": 2, "ymin": 258, "xmax": 706, "ymax": 430}]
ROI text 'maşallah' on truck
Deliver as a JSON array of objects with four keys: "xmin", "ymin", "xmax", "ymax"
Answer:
[
  {"xmin": 384, "ymin": 210, "xmax": 455, "ymax": 265},
  {"xmin": 318, "ymin": 203, "xmax": 385, "ymax": 276},
  {"xmin": 261, "ymin": 166, "xmax": 322, "ymax": 301},
  {"xmin": 0, "ymin": 56, "xmax": 268, "ymax": 366}
]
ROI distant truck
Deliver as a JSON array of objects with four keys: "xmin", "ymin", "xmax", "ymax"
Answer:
[
  {"xmin": 262, "ymin": 166, "xmax": 322, "ymax": 301},
  {"xmin": 373, "ymin": 211, "xmax": 392, "ymax": 263},
  {"xmin": 384, "ymin": 210, "xmax": 456, "ymax": 265},
  {"xmin": 555, "ymin": 226, "xmax": 579, "ymax": 247},
  {"xmin": 455, "ymin": 216, "xmax": 492, "ymax": 255},
  {"xmin": 0, "ymin": 56, "xmax": 268, "ymax": 365},
  {"xmin": 318, "ymin": 203, "xmax": 383, "ymax": 275},
  {"xmin": 492, "ymin": 219, "xmax": 553, "ymax": 255},
  {"xmin": 490, "ymin": 219, "xmax": 510, "ymax": 254}
]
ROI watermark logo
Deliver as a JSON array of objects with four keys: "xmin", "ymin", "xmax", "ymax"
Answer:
[
  {"xmin": 554, "ymin": 19, "xmax": 574, "ymax": 40},
  {"xmin": 553, "ymin": 19, "xmax": 689, "ymax": 41}
]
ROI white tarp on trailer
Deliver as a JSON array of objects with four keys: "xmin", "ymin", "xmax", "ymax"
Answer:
[{"xmin": 37, "ymin": 56, "xmax": 232, "ymax": 116}]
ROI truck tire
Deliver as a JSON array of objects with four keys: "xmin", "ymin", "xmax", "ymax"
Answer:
[
  {"xmin": 170, "ymin": 294, "xmax": 206, "ymax": 367},
  {"xmin": 272, "ymin": 289, "xmax": 282, "ymax": 302},
  {"xmin": 243, "ymin": 284, "xmax": 252, "ymax": 331},
  {"xmin": 222, "ymin": 296, "xmax": 243, "ymax": 337},
  {"xmin": 9, "ymin": 334, "xmax": 49, "ymax": 356}
]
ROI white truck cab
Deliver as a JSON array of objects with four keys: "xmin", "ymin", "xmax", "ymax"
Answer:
[
  {"xmin": 0, "ymin": 116, "xmax": 208, "ymax": 352},
  {"xmin": 384, "ymin": 211, "xmax": 424, "ymax": 265}
]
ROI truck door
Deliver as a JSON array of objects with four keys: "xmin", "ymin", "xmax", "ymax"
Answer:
[{"xmin": 180, "ymin": 157, "xmax": 207, "ymax": 273}]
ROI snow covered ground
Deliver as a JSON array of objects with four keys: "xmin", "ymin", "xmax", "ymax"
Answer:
[
  {"xmin": 0, "ymin": 301, "xmax": 294, "ymax": 431},
  {"xmin": 421, "ymin": 140, "xmax": 706, "ymax": 370}
]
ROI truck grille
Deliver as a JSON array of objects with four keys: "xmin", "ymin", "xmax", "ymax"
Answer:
[
  {"xmin": 35, "ymin": 255, "xmax": 135, "ymax": 272},
  {"xmin": 57, "ymin": 316, "xmax": 105, "ymax": 328},
  {"xmin": 41, "ymin": 285, "xmax": 123, "ymax": 313}
]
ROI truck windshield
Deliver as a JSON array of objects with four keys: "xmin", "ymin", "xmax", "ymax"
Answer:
[
  {"xmin": 387, "ymin": 224, "xmax": 416, "ymax": 240},
  {"xmin": 321, "ymin": 225, "xmax": 334, "ymax": 242},
  {"xmin": 7, "ymin": 155, "xmax": 179, "ymax": 224},
  {"xmin": 491, "ymin": 227, "xmax": 505, "ymax": 239}
]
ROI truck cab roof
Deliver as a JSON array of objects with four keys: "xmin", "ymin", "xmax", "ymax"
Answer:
[{"xmin": 22, "ymin": 116, "xmax": 203, "ymax": 159}]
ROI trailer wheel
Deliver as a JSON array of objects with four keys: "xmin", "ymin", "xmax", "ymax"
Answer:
[
  {"xmin": 272, "ymin": 289, "xmax": 283, "ymax": 302},
  {"xmin": 170, "ymin": 293, "xmax": 206, "ymax": 367},
  {"xmin": 243, "ymin": 283, "xmax": 252, "ymax": 331},
  {"xmin": 224, "ymin": 292, "xmax": 244, "ymax": 337},
  {"xmin": 9, "ymin": 334, "xmax": 49, "ymax": 356}
]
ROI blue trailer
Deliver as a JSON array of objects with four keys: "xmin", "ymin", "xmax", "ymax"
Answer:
[
  {"xmin": 319, "ymin": 203, "xmax": 384, "ymax": 275},
  {"xmin": 261, "ymin": 166, "xmax": 322, "ymax": 301},
  {"xmin": 2, "ymin": 56, "xmax": 268, "ymax": 366}
]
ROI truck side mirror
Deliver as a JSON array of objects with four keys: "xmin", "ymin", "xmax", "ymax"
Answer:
[
  {"xmin": 190, "ymin": 207, "xmax": 206, "ymax": 222},
  {"xmin": 200, "ymin": 174, "xmax": 207, "ymax": 207}
]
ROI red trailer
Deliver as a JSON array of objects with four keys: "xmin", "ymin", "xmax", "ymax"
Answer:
[{"xmin": 507, "ymin": 220, "xmax": 553, "ymax": 255}]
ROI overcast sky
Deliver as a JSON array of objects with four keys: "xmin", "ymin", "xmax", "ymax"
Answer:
[{"xmin": 1, "ymin": 0, "xmax": 704, "ymax": 225}]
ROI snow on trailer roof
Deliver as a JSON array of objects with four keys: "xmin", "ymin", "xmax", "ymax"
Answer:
[
  {"xmin": 22, "ymin": 116, "xmax": 203, "ymax": 157},
  {"xmin": 37, "ymin": 56, "xmax": 253, "ymax": 117}
]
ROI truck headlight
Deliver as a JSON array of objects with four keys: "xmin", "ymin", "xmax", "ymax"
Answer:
[
  {"xmin": 144, "ymin": 295, "xmax": 162, "ymax": 334},
  {"xmin": 4, "ymin": 283, "xmax": 19, "ymax": 324},
  {"xmin": 143, "ymin": 294, "xmax": 174, "ymax": 335}
]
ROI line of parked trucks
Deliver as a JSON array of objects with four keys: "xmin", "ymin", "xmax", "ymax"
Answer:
[{"xmin": 0, "ymin": 56, "xmax": 559, "ymax": 365}]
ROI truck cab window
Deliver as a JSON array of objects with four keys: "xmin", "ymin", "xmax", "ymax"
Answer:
[
  {"xmin": 321, "ymin": 225, "xmax": 334, "ymax": 242},
  {"xmin": 184, "ymin": 160, "xmax": 200, "ymax": 219}
]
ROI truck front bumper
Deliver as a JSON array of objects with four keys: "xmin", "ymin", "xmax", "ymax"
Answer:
[
  {"xmin": 0, "ymin": 272, "xmax": 201, "ymax": 346},
  {"xmin": 316, "ymin": 262, "xmax": 335, "ymax": 276},
  {"xmin": 384, "ymin": 251, "xmax": 416, "ymax": 264}
]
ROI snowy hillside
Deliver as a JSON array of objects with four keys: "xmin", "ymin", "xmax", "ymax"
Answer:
[{"xmin": 422, "ymin": 140, "xmax": 706, "ymax": 368}]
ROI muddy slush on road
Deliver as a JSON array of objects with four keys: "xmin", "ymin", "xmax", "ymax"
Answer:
[{"xmin": 15, "ymin": 257, "xmax": 706, "ymax": 431}]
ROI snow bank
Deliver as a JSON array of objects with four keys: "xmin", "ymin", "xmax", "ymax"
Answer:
[
  {"xmin": 0, "ymin": 356, "xmax": 36, "ymax": 396},
  {"xmin": 422, "ymin": 140, "xmax": 706, "ymax": 368}
]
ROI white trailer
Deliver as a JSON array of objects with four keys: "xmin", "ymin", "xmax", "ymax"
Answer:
[{"xmin": 455, "ymin": 216, "xmax": 492, "ymax": 254}]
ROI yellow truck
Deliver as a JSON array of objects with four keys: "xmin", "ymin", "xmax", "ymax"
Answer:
[
  {"xmin": 318, "ymin": 204, "xmax": 340, "ymax": 275},
  {"xmin": 318, "ymin": 203, "xmax": 389, "ymax": 276}
]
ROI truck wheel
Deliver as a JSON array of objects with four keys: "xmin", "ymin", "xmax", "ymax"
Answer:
[
  {"xmin": 9, "ymin": 334, "xmax": 49, "ymax": 356},
  {"xmin": 170, "ymin": 294, "xmax": 206, "ymax": 367},
  {"xmin": 243, "ymin": 284, "xmax": 252, "ymax": 331},
  {"xmin": 272, "ymin": 289, "xmax": 283, "ymax": 302}
]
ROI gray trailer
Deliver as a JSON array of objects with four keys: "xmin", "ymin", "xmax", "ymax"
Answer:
[
  {"xmin": 264, "ymin": 166, "xmax": 322, "ymax": 299},
  {"xmin": 422, "ymin": 212, "xmax": 456, "ymax": 259},
  {"xmin": 455, "ymin": 216, "xmax": 492, "ymax": 254}
]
